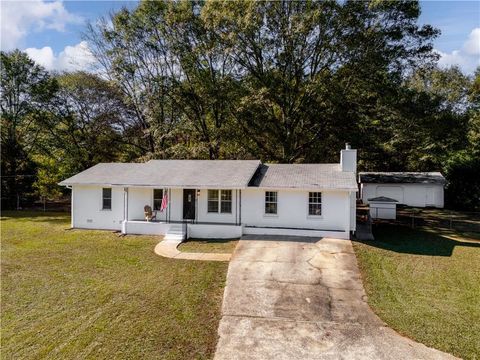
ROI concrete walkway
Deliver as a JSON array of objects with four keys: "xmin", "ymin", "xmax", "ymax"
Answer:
[
  {"xmin": 154, "ymin": 239, "xmax": 231, "ymax": 261},
  {"xmin": 214, "ymin": 235, "xmax": 457, "ymax": 360}
]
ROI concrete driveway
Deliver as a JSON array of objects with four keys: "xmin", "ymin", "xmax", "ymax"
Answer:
[{"xmin": 214, "ymin": 235, "xmax": 456, "ymax": 360}]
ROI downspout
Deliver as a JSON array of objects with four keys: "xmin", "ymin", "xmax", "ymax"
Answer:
[
  {"xmin": 345, "ymin": 191, "xmax": 351, "ymax": 239},
  {"xmin": 235, "ymin": 189, "xmax": 238, "ymax": 226}
]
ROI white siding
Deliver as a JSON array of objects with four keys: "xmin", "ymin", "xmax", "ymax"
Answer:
[
  {"xmin": 71, "ymin": 186, "xmax": 355, "ymax": 239},
  {"xmin": 188, "ymin": 224, "xmax": 242, "ymax": 239},
  {"xmin": 196, "ymin": 189, "xmax": 239, "ymax": 224},
  {"xmin": 169, "ymin": 188, "xmax": 183, "ymax": 222},
  {"xmin": 241, "ymin": 189, "xmax": 350, "ymax": 232},
  {"xmin": 72, "ymin": 185, "xmax": 124, "ymax": 230},
  {"xmin": 361, "ymin": 183, "xmax": 444, "ymax": 208},
  {"xmin": 128, "ymin": 188, "xmax": 154, "ymax": 221},
  {"xmin": 125, "ymin": 187, "xmax": 184, "ymax": 222}
]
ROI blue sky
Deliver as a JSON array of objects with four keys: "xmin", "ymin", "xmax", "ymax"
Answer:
[{"xmin": 1, "ymin": 0, "xmax": 479, "ymax": 73}]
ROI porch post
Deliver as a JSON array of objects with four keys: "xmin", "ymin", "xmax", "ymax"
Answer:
[
  {"xmin": 70, "ymin": 186, "xmax": 74, "ymax": 228},
  {"xmin": 122, "ymin": 187, "xmax": 128, "ymax": 234},
  {"xmin": 239, "ymin": 189, "xmax": 242, "ymax": 225},
  {"xmin": 168, "ymin": 188, "xmax": 171, "ymax": 223}
]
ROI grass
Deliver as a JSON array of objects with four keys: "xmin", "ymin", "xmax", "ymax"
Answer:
[
  {"xmin": 1, "ymin": 211, "xmax": 228, "ymax": 360},
  {"xmin": 178, "ymin": 239, "xmax": 238, "ymax": 254},
  {"xmin": 353, "ymin": 224, "xmax": 480, "ymax": 360}
]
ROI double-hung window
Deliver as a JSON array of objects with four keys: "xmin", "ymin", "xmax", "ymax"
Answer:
[
  {"xmin": 153, "ymin": 189, "xmax": 163, "ymax": 210},
  {"xmin": 265, "ymin": 191, "xmax": 278, "ymax": 215},
  {"xmin": 308, "ymin": 192, "xmax": 322, "ymax": 216},
  {"xmin": 220, "ymin": 190, "xmax": 232, "ymax": 213},
  {"xmin": 208, "ymin": 190, "xmax": 219, "ymax": 212},
  {"xmin": 208, "ymin": 190, "xmax": 232, "ymax": 213},
  {"xmin": 102, "ymin": 188, "xmax": 112, "ymax": 210}
]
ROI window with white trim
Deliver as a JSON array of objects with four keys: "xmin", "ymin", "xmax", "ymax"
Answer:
[
  {"xmin": 153, "ymin": 189, "xmax": 163, "ymax": 210},
  {"xmin": 220, "ymin": 190, "xmax": 232, "ymax": 213},
  {"xmin": 102, "ymin": 188, "xmax": 112, "ymax": 210},
  {"xmin": 208, "ymin": 190, "xmax": 219, "ymax": 212},
  {"xmin": 265, "ymin": 191, "xmax": 277, "ymax": 214},
  {"xmin": 208, "ymin": 190, "xmax": 232, "ymax": 213},
  {"xmin": 308, "ymin": 192, "xmax": 322, "ymax": 216}
]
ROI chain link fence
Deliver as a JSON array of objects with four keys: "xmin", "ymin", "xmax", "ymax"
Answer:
[
  {"xmin": 1, "ymin": 195, "xmax": 70, "ymax": 213},
  {"xmin": 394, "ymin": 207, "xmax": 479, "ymax": 232}
]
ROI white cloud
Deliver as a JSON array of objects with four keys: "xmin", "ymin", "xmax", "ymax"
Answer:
[
  {"xmin": 436, "ymin": 28, "xmax": 480, "ymax": 74},
  {"xmin": 0, "ymin": 0, "xmax": 83, "ymax": 50},
  {"xmin": 25, "ymin": 41, "xmax": 96, "ymax": 72},
  {"xmin": 24, "ymin": 46, "xmax": 55, "ymax": 69},
  {"xmin": 463, "ymin": 28, "xmax": 480, "ymax": 55}
]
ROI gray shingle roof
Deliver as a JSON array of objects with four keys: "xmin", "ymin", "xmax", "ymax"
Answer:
[
  {"xmin": 359, "ymin": 172, "xmax": 445, "ymax": 185},
  {"xmin": 60, "ymin": 160, "xmax": 358, "ymax": 191},
  {"xmin": 249, "ymin": 164, "xmax": 358, "ymax": 191},
  {"xmin": 59, "ymin": 160, "xmax": 261, "ymax": 188}
]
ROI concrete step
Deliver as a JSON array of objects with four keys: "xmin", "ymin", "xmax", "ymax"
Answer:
[
  {"xmin": 164, "ymin": 234, "xmax": 184, "ymax": 242},
  {"xmin": 164, "ymin": 224, "xmax": 186, "ymax": 241}
]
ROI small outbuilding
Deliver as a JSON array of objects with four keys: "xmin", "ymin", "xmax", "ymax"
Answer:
[
  {"xmin": 368, "ymin": 196, "xmax": 398, "ymax": 219},
  {"xmin": 359, "ymin": 172, "xmax": 445, "ymax": 208}
]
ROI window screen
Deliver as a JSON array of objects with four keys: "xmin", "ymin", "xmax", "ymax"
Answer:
[
  {"xmin": 220, "ymin": 190, "xmax": 232, "ymax": 213},
  {"xmin": 308, "ymin": 192, "xmax": 322, "ymax": 216},
  {"xmin": 153, "ymin": 189, "xmax": 163, "ymax": 210},
  {"xmin": 102, "ymin": 188, "xmax": 112, "ymax": 210},
  {"xmin": 265, "ymin": 191, "xmax": 277, "ymax": 214},
  {"xmin": 208, "ymin": 190, "xmax": 219, "ymax": 212}
]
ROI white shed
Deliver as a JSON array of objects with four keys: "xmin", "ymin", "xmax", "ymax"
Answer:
[
  {"xmin": 359, "ymin": 172, "xmax": 445, "ymax": 208},
  {"xmin": 368, "ymin": 196, "xmax": 398, "ymax": 219}
]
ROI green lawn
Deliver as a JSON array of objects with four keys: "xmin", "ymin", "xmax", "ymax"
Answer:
[
  {"xmin": 1, "ymin": 211, "xmax": 228, "ymax": 360},
  {"xmin": 178, "ymin": 239, "xmax": 238, "ymax": 254},
  {"xmin": 353, "ymin": 224, "xmax": 480, "ymax": 360}
]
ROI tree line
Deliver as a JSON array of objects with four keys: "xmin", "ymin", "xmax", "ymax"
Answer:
[{"xmin": 1, "ymin": 0, "xmax": 479, "ymax": 210}]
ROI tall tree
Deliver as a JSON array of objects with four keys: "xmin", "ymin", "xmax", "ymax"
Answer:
[
  {"xmin": 85, "ymin": 2, "xmax": 181, "ymax": 159},
  {"xmin": 33, "ymin": 71, "xmax": 135, "ymax": 195},
  {"xmin": 203, "ymin": 0, "xmax": 439, "ymax": 162},
  {"xmin": 0, "ymin": 50, "xmax": 57, "ymax": 208}
]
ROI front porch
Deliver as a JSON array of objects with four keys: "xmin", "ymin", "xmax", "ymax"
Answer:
[
  {"xmin": 123, "ymin": 220, "xmax": 243, "ymax": 240},
  {"xmin": 120, "ymin": 186, "xmax": 244, "ymax": 240}
]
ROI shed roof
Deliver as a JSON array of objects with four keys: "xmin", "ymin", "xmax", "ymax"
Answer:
[
  {"xmin": 367, "ymin": 196, "xmax": 398, "ymax": 203},
  {"xmin": 359, "ymin": 172, "xmax": 445, "ymax": 185},
  {"xmin": 248, "ymin": 164, "xmax": 358, "ymax": 191},
  {"xmin": 59, "ymin": 160, "xmax": 261, "ymax": 188}
]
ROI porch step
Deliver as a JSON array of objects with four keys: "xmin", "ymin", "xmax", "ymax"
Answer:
[{"xmin": 164, "ymin": 224, "xmax": 186, "ymax": 242}]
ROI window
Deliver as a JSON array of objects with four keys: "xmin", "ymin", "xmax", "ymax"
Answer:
[
  {"xmin": 153, "ymin": 189, "xmax": 163, "ymax": 210},
  {"xmin": 208, "ymin": 189, "xmax": 232, "ymax": 213},
  {"xmin": 102, "ymin": 188, "xmax": 112, "ymax": 210},
  {"xmin": 220, "ymin": 190, "xmax": 232, "ymax": 213},
  {"xmin": 208, "ymin": 190, "xmax": 219, "ymax": 212},
  {"xmin": 309, "ymin": 192, "xmax": 322, "ymax": 216},
  {"xmin": 265, "ymin": 191, "xmax": 277, "ymax": 214}
]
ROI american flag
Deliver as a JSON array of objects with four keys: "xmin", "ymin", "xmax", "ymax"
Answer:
[{"xmin": 160, "ymin": 190, "xmax": 168, "ymax": 212}]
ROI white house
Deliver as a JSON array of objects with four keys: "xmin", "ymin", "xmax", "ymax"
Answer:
[
  {"xmin": 359, "ymin": 172, "xmax": 445, "ymax": 208},
  {"xmin": 59, "ymin": 146, "xmax": 358, "ymax": 240}
]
